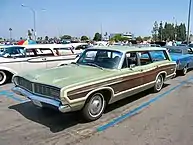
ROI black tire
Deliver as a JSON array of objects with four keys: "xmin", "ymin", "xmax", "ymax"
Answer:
[
  {"xmin": 153, "ymin": 74, "xmax": 164, "ymax": 93},
  {"xmin": 181, "ymin": 66, "xmax": 188, "ymax": 76},
  {"xmin": 0, "ymin": 71, "xmax": 7, "ymax": 85},
  {"xmin": 82, "ymin": 92, "xmax": 106, "ymax": 121}
]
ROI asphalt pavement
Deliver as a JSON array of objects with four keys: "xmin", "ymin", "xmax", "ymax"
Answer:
[{"xmin": 0, "ymin": 71, "xmax": 193, "ymax": 145}]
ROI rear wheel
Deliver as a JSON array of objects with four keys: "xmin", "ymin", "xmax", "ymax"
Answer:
[
  {"xmin": 153, "ymin": 74, "xmax": 164, "ymax": 93},
  {"xmin": 82, "ymin": 92, "xmax": 106, "ymax": 121},
  {"xmin": 0, "ymin": 71, "xmax": 7, "ymax": 85}
]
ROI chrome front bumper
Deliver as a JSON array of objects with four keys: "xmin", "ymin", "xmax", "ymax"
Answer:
[{"xmin": 12, "ymin": 87, "xmax": 71, "ymax": 113}]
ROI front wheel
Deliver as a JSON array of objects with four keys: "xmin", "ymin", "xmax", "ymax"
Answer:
[
  {"xmin": 0, "ymin": 71, "xmax": 7, "ymax": 85},
  {"xmin": 153, "ymin": 74, "xmax": 164, "ymax": 93},
  {"xmin": 82, "ymin": 93, "xmax": 106, "ymax": 121},
  {"xmin": 181, "ymin": 66, "xmax": 188, "ymax": 76}
]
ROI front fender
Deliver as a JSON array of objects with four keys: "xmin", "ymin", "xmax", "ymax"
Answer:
[{"xmin": 0, "ymin": 66, "xmax": 17, "ymax": 74}]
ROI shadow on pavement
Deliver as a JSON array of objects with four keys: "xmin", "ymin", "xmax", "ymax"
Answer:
[
  {"xmin": 8, "ymin": 84, "xmax": 170, "ymax": 133},
  {"xmin": 105, "ymin": 84, "xmax": 169, "ymax": 113}
]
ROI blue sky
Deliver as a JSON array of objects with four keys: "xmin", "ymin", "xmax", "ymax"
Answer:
[{"xmin": 0, "ymin": 0, "xmax": 192, "ymax": 39}]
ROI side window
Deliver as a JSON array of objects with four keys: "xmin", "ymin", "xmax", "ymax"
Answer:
[
  {"xmin": 122, "ymin": 52, "xmax": 138, "ymax": 68},
  {"xmin": 139, "ymin": 51, "xmax": 152, "ymax": 65},
  {"xmin": 149, "ymin": 50, "xmax": 168, "ymax": 62}
]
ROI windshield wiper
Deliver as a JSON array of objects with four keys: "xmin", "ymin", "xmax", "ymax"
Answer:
[{"xmin": 86, "ymin": 63, "xmax": 104, "ymax": 70}]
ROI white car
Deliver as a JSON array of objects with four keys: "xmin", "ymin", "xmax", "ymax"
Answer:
[{"xmin": 0, "ymin": 44, "xmax": 78, "ymax": 85}]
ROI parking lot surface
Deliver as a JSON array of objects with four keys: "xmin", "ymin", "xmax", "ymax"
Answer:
[{"xmin": 1, "ymin": 72, "xmax": 193, "ymax": 145}]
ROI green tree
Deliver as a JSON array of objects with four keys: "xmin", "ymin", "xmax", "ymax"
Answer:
[
  {"xmin": 110, "ymin": 34, "xmax": 129, "ymax": 42},
  {"xmin": 60, "ymin": 35, "xmax": 71, "ymax": 40},
  {"xmin": 158, "ymin": 21, "xmax": 163, "ymax": 41},
  {"xmin": 163, "ymin": 23, "xmax": 175, "ymax": 41},
  {"xmin": 176, "ymin": 23, "xmax": 186, "ymax": 41},
  {"xmin": 151, "ymin": 21, "xmax": 159, "ymax": 41},
  {"xmin": 81, "ymin": 36, "xmax": 89, "ymax": 41},
  {"xmin": 143, "ymin": 36, "xmax": 151, "ymax": 41},
  {"xmin": 93, "ymin": 32, "xmax": 102, "ymax": 41},
  {"xmin": 45, "ymin": 36, "xmax": 49, "ymax": 41},
  {"xmin": 136, "ymin": 36, "xmax": 143, "ymax": 42}
]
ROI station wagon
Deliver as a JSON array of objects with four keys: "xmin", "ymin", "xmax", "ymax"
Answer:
[{"xmin": 12, "ymin": 46, "xmax": 176, "ymax": 121}]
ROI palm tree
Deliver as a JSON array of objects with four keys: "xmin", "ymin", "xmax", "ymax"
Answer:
[{"xmin": 9, "ymin": 28, "xmax": 12, "ymax": 41}]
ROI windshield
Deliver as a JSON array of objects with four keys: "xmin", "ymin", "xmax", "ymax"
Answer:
[
  {"xmin": 77, "ymin": 49, "xmax": 123, "ymax": 69},
  {"xmin": 168, "ymin": 48, "xmax": 182, "ymax": 54},
  {"xmin": 0, "ymin": 47, "xmax": 25, "ymax": 57}
]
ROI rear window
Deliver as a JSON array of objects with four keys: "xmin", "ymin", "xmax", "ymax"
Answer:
[{"xmin": 149, "ymin": 50, "xmax": 168, "ymax": 62}]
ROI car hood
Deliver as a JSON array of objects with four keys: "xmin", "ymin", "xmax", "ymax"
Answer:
[{"xmin": 17, "ymin": 64, "xmax": 118, "ymax": 88}]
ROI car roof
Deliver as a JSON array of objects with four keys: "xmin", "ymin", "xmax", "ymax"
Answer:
[
  {"xmin": 0, "ymin": 45, "xmax": 25, "ymax": 48},
  {"xmin": 89, "ymin": 45, "xmax": 167, "ymax": 53},
  {"xmin": 164, "ymin": 46, "xmax": 189, "ymax": 50}
]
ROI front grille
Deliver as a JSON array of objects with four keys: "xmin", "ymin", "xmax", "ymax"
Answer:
[
  {"xmin": 17, "ymin": 77, "xmax": 33, "ymax": 92},
  {"xmin": 34, "ymin": 83, "xmax": 60, "ymax": 99},
  {"xmin": 16, "ymin": 77, "xmax": 60, "ymax": 99}
]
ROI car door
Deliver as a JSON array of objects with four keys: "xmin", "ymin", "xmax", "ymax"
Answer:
[
  {"xmin": 111, "ymin": 52, "xmax": 143, "ymax": 103},
  {"xmin": 121, "ymin": 53, "xmax": 143, "ymax": 91},
  {"xmin": 137, "ymin": 51, "xmax": 158, "ymax": 86}
]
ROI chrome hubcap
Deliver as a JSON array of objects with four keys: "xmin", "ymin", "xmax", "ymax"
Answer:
[
  {"xmin": 156, "ymin": 76, "xmax": 163, "ymax": 90},
  {"xmin": 89, "ymin": 94, "xmax": 103, "ymax": 117},
  {"xmin": 183, "ymin": 67, "xmax": 187, "ymax": 74},
  {"xmin": 0, "ymin": 73, "xmax": 3, "ymax": 81}
]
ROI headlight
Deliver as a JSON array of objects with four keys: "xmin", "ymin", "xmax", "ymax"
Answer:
[{"xmin": 12, "ymin": 76, "xmax": 18, "ymax": 85}]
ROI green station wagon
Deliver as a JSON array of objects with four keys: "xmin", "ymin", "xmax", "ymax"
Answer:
[{"xmin": 12, "ymin": 46, "xmax": 176, "ymax": 121}]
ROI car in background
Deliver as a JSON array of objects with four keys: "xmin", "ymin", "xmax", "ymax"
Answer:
[
  {"xmin": 12, "ymin": 46, "xmax": 176, "ymax": 121},
  {"xmin": 0, "ymin": 44, "xmax": 78, "ymax": 85},
  {"xmin": 164, "ymin": 46, "xmax": 193, "ymax": 75}
]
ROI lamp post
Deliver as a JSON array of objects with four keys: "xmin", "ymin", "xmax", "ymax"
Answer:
[
  {"xmin": 21, "ymin": 4, "xmax": 36, "ymax": 40},
  {"xmin": 187, "ymin": 0, "xmax": 192, "ymax": 44}
]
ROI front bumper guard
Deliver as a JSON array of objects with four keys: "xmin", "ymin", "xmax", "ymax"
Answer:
[{"xmin": 12, "ymin": 87, "xmax": 71, "ymax": 113}]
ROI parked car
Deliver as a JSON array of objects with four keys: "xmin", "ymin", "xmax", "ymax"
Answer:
[
  {"xmin": 164, "ymin": 46, "xmax": 193, "ymax": 75},
  {"xmin": 0, "ymin": 44, "xmax": 78, "ymax": 85},
  {"xmin": 12, "ymin": 46, "xmax": 176, "ymax": 121}
]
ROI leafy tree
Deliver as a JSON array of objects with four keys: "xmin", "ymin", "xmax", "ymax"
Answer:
[
  {"xmin": 93, "ymin": 32, "xmax": 102, "ymax": 41},
  {"xmin": 158, "ymin": 21, "xmax": 163, "ymax": 41},
  {"xmin": 143, "ymin": 36, "xmax": 151, "ymax": 41},
  {"xmin": 136, "ymin": 36, "xmax": 143, "ymax": 42},
  {"xmin": 45, "ymin": 36, "xmax": 49, "ymax": 41},
  {"xmin": 110, "ymin": 34, "xmax": 129, "ymax": 42},
  {"xmin": 176, "ymin": 23, "xmax": 186, "ymax": 41},
  {"xmin": 151, "ymin": 21, "xmax": 159, "ymax": 41},
  {"xmin": 60, "ymin": 35, "xmax": 71, "ymax": 40},
  {"xmin": 81, "ymin": 36, "xmax": 89, "ymax": 41}
]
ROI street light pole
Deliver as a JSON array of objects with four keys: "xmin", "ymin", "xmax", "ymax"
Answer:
[
  {"xmin": 187, "ymin": 0, "xmax": 192, "ymax": 44},
  {"xmin": 21, "ymin": 4, "xmax": 36, "ymax": 41}
]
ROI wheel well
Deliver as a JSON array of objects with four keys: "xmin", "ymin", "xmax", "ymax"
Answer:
[
  {"xmin": 87, "ymin": 89, "xmax": 113, "ymax": 104},
  {"xmin": 160, "ymin": 73, "xmax": 166, "ymax": 81},
  {"xmin": 0, "ymin": 70, "xmax": 13, "ymax": 81}
]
